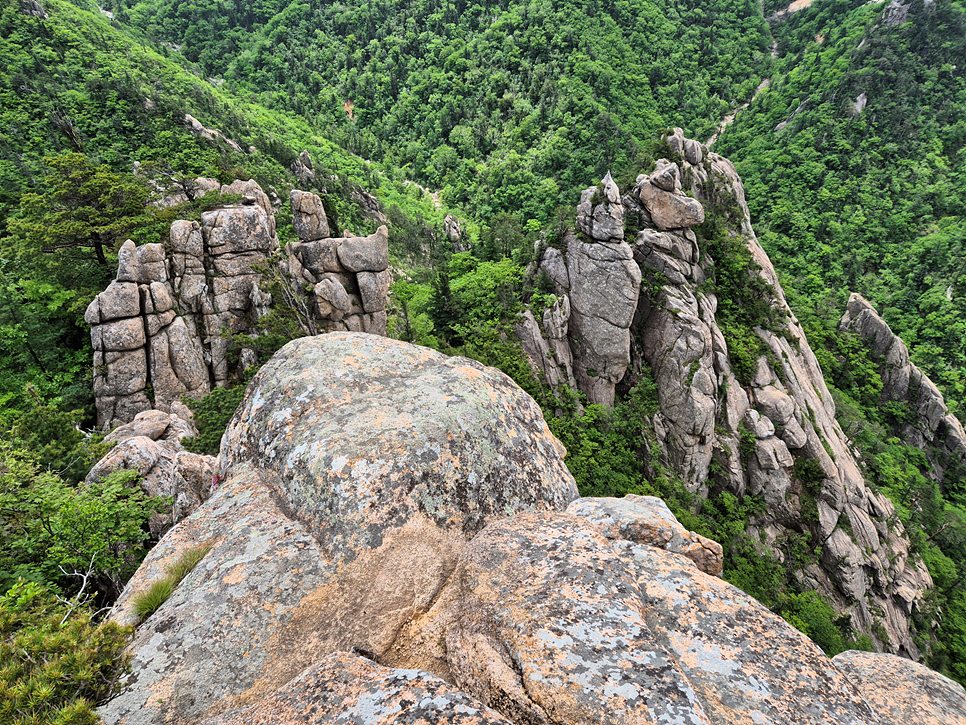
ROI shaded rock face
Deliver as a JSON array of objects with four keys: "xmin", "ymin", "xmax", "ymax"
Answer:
[
  {"xmin": 99, "ymin": 334, "xmax": 963, "ymax": 724},
  {"xmin": 86, "ymin": 183, "xmax": 390, "ymax": 432},
  {"xmin": 832, "ymin": 650, "xmax": 966, "ymax": 724},
  {"xmin": 521, "ymin": 129, "xmax": 932, "ymax": 656},
  {"xmin": 526, "ymin": 172, "xmax": 640, "ymax": 406},
  {"xmin": 840, "ymin": 292, "xmax": 966, "ymax": 487}
]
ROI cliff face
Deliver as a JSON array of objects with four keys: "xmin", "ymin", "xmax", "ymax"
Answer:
[
  {"xmin": 99, "ymin": 333, "xmax": 966, "ymax": 725},
  {"xmin": 520, "ymin": 129, "xmax": 932, "ymax": 656},
  {"xmin": 841, "ymin": 292, "xmax": 966, "ymax": 489}
]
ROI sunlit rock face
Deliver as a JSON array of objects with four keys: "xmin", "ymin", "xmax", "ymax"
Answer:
[
  {"xmin": 520, "ymin": 129, "xmax": 933, "ymax": 656},
  {"xmin": 98, "ymin": 332, "xmax": 961, "ymax": 725}
]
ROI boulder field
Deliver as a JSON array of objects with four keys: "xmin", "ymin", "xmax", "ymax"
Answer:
[{"xmin": 98, "ymin": 333, "xmax": 966, "ymax": 724}]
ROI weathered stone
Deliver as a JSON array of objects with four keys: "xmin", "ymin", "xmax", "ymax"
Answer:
[
  {"xmin": 566, "ymin": 234, "xmax": 640, "ymax": 405},
  {"xmin": 575, "ymin": 172, "xmax": 624, "ymax": 242},
  {"xmin": 290, "ymin": 189, "xmax": 330, "ymax": 241},
  {"xmin": 199, "ymin": 652, "xmax": 512, "ymax": 725},
  {"xmin": 442, "ymin": 514, "xmax": 710, "ymax": 723},
  {"xmin": 833, "ymin": 650, "xmax": 966, "ymax": 724},
  {"xmin": 638, "ymin": 176, "xmax": 706, "ymax": 231},
  {"xmin": 86, "ymin": 434, "xmax": 214, "ymax": 535},
  {"xmin": 628, "ymin": 543, "xmax": 879, "ymax": 724},
  {"xmin": 357, "ymin": 269, "xmax": 390, "ymax": 313},
  {"xmin": 567, "ymin": 494, "xmax": 723, "ymax": 575},
  {"xmin": 841, "ymin": 293, "xmax": 966, "ymax": 487},
  {"xmin": 336, "ymin": 225, "xmax": 389, "ymax": 272},
  {"xmin": 313, "ymin": 276, "xmax": 351, "ymax": 320}
]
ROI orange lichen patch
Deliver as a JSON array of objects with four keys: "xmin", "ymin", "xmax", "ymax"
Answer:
[
  {"xmin": 197, "ymin": 652, "xmax": 512, "ymax": 725},
  {"xmin": 221, "ymin": 563, "xmax": 248, "ymax": 586}
]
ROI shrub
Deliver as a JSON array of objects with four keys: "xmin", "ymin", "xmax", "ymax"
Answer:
[
  {"xmin": 182, "ymin": 385, "xmax": 247, "ymax": 456},
  {"xmin": 0, "ymin": 581, "xmax": 130, "ymax": 725}
]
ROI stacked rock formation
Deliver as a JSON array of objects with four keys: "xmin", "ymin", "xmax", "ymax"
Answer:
[
  {"xmin": 99, "ymin": 334, "xmax": 966, "ymax": 724},
  {"xmin": 519, "ymin": 129, "xmax": 932, "ymax": 656},
  {"xmin": 841, "ymin": 292, "xmax": 966, "ymax": 485},
  {"xmin": 518, "ymin": 172, "xmax": 640, "ymax": 405},
  {"xmin": 284, "ymin": 189, "xmax": 390, "ymax": 335},
  {"xmin": 86, "ymin": 182, "xmax": 391, "ymax": 432},
  {"xmin": 85, "ymin": 410, "xmax": 216, "ymax": 534},
  {"xmin": 85, "ymin": 180, "xmax": 277, "ymax": 430}
]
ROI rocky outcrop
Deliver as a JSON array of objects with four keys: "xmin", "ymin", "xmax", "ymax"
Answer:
[
  {"xmin": 100, "ymin": 334, "xmax": 959, "ymax": 724},
  {"xmin": 85, "ymin": 410, "xmax": 216, "ymax": 534},
  {"xmin": 832, "ymin": 650, "xmax": 966, "ymax": 724},
  {"xmin": 86, "ymin": 182, "xmax": 390, "ymax": 432},
  {"xmin": 534, "ymin": 172, "xmax": 640, "ymax": 405},
  {"xmin": 86, "ymin": 181, "xmax": 277, "ymax": 430},
  {"xmin": 520, "ymin": 128, "xmax": 932, "ymax": 656},
  {"xmin": 284, "ymin": 189, "xmax": 389, "ymax": 336},
  {"xmin": 840, "ymin": 292, "xmax": 966, "ymax": 486},
  {"xmin": 567, "ymin": 494, "xmax": 724, "ymax": 575}
]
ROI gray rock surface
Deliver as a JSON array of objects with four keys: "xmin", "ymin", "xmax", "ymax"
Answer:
[
  {"xmin": 840, "ymin": 292, "xmax": 966, "ymax": 487},
  {"xmin": 101, "ymin": 334, "xmax": 959, "ymax": 724},
  {"xmin": 568, "ymin": 494, "xmax": 723, "ymax": 575},
  {"xmin": 86, "ymin": 410, "xmax": 215, "ymax": 533},
  {"xmin": 832, "ymin": 649, "xmax": 966, "ymax": 724},
  {"xmin": 101, "ymin": 333, "xmax": 578, "ymax": 725},
  {"xmin": 198, "ymin": 652, "xmax": 512, "ymax": 725}
]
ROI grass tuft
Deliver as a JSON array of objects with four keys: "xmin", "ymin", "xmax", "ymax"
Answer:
[{"xmin": 130, "ymin": 542, "xmax": 213, "ymax": 623}]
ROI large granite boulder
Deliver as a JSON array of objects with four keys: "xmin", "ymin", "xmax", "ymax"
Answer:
[
  {"xmin": 567, "ymin": 494, "xmax": 723, "ymax": 575},
  {"xmin": 101, "ymin": 334, "xmax": 960, "ymax": 724},
  {"xmin": 832, "ymin": 650, "xmax": 966, "ymax": 724},
  {"xmin": 100, "ymin": 333, "xmax": 578, "ymax": 724}
]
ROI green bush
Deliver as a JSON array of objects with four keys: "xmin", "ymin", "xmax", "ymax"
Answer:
[
  {"xmin": 182, "ymin": 386, "xmax": 248, "ymax": 456},
  {"xmin": 0, "ymin": 581, "xmax": 130, "ymax": 725}
]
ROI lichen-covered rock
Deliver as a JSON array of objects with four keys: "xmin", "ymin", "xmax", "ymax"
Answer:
[
  {"xmin": 567, "ymin": 494, "xmax": 723, "ymax": 576},
  {"xmin": 627, "ymin": 543, "xmax": 880, "ymax": 724},
  {"xmin": 198, "ymin": 652, "xmax": 512, "ymax": 725},
  {"xmin": 102, "ymin": 333, "xmax": 962, "ymax": 724},
  {"xmin": 336, "ymin": 225, "xmax": 390, "ymax": 272},
  {"xmin": 221, "ymin": 333, "xmax": 578, "ymax": 548},
  {"xmin": 101, "ymin": 334, "xmax": 577, "ymax": 724},
  {"xmin": 832, "ymin": 650, "xmax": 966, "ymax": 724},
  {"xmin": 442, "ymin": 514, "xmax": 710, "ymax": 724},
  {"xmin": 86, "ymin": 412, "xmax": 215, "ymax": 534}
]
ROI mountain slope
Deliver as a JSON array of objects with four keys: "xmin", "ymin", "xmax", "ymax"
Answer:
[
  {"xmin": 107, "ymin": 0, "xmax": 773, "ymax": 222},
  {"xmin": 717, "ymin": 0, "xmax": 966, "ymax": 407}
]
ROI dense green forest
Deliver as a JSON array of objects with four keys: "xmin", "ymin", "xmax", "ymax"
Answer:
[
  {"xmin": 107, "ymin": 0, "xmax": 772, "ymax": 221},
  {"xmin": 2, "ymin": 0, "xmax": 966, "ymax": 719}
]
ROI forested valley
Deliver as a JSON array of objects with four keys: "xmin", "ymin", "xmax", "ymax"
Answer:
[{"xmin": 1, "ymin": 0, "xmax": 965, "ymax": 721}]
